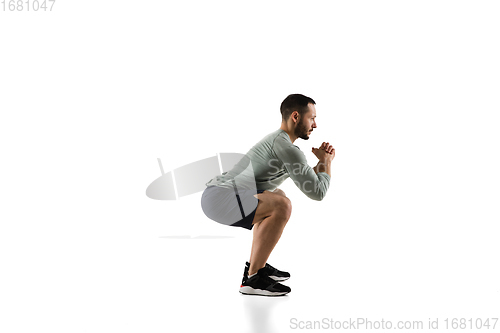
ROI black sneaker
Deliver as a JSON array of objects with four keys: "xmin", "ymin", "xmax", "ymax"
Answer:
[
  {"xmin": 239, "ymin": 267, "xmax": 291, "ymax": 296},
  {"xmin": 243, "ymin": 261, "xmax": 290, "ymax": 282}
]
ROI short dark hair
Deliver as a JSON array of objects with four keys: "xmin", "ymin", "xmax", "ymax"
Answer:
[{"xmin": 280, "ymin": 94, "xmax": 316, "ymax": 121}]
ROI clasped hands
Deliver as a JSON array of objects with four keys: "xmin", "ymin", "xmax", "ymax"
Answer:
[{"xmin": 312, "ymin": 142, "xmax": 335, "ymax": 161}]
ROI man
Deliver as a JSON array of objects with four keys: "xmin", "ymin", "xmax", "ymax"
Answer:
[{"xmin": 201, "ymin": 94, "xmax": 335, "ymax": 296}]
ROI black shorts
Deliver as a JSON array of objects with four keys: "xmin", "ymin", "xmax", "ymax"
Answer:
[{"xmin": 201, "ymin": 185, "xmax": 266, "ymax": 230}]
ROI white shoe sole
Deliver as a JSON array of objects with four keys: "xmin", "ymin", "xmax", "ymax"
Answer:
[{"xmin": 239, "ymin": 286, "xmax": 290, "ymax": 296}]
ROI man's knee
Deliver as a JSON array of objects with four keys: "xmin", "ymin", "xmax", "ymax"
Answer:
[
  {"xmin": 273, "ymin": 188, "xmax": 286, "ymax": 197},
  {"xmin": 274, "ymin": 196, "xmax": 292, "ymax": 221}
]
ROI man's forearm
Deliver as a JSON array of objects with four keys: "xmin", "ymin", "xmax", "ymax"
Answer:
[{"xmin": 313, "ymin": 160, "xmax": 332, "ymax": 177}]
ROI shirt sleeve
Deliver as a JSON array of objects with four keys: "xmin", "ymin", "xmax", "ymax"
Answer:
[{"xmin": 273, "ymin": 134, "xmax": 330, "ymax": 201}]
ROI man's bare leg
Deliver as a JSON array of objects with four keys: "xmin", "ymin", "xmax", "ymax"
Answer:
[
  {"xmin": 248, "ymin": 188, "xmax": 287, "ymax": 263},
  {"xmin": 248, "ymin": 189, "xmax": 291, "ymax": 276}
]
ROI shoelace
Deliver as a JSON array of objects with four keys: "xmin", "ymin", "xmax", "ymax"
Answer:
[{"xmin": 265, "ymin": 263, "xmax": 278, "ymax": 274}]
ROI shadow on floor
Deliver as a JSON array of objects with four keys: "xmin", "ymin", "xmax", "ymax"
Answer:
[{"xmin": 242, "ymin": 293, "xmax": 290, "ymax": 333}]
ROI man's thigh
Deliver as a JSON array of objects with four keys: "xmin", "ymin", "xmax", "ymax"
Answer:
[{"xmin": 251, "ymin": 189, "xmax": 290, "ymax": 225}]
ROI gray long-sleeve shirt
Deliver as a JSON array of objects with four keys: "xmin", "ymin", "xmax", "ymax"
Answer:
[{"xmin": 205, "ymin": 129, "xmax": 330, "ymax": 201}]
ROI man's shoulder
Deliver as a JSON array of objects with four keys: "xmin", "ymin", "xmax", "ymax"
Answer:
[
  {"xmin": 266, "ymin": 128, "xmax": 287, "ymax": 141},
  {"xmin": 248, "ymin": 129, "xmax": 299, "ymax": 158},
  {"xmin": 250, "ymin": 129, "xmax": 286, "ymax": 149},
  {"xmin": 271, "ymin": 130, "xmax": 300, "ymax": 151},
  {"xmin": 264, "ymin": 129, "xmax": 289, "ymax": 146}
]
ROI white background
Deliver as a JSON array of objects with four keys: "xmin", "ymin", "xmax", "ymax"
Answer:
[{"xmin": 1, "ymin": 1, "xmax": 499, "ymax": 332}]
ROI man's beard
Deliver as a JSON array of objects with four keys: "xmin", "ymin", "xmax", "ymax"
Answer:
[{"xmin": 294, "ymin": 119, "xmax": 310, "ymax": 140}]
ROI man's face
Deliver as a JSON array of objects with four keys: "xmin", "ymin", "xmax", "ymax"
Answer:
[{"xmin": 294, "ymin": 103, "xmax": 317, "ymax": 140}]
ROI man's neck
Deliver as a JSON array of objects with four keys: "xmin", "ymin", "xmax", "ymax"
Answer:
[{"xmin": 279, "ymin": 123, "xmax": 297, "ymax": 143}]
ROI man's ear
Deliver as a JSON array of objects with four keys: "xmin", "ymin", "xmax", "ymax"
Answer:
[{"xmin": 291, "ymin": 111, "xmax": 300, "ymax": 124}]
